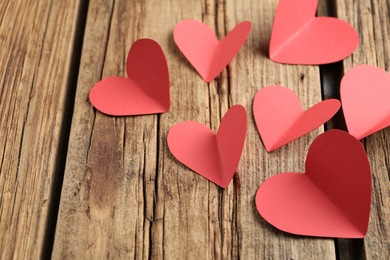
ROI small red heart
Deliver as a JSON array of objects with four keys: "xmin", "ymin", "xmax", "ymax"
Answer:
[
  {"xmin": 269, "ymin": 0, "xmax": 359, "ymax": 64},
  {"xmin": 256, "ymin": 130, "xmax": 371, "ymax": 238},
  {"xmin": 341, "ymin": 65, "xmax": 390, "ymax": 139},
  {"xmin": 174, "ymin": 20, "xmax": 251, "ymax": 82},
  {"xmin": 253, "ymin": 86, "xmax": 340, "ymax": 152},
  {"xmin": 167, "ymin": 105, "xmax": 247, "ymax": 188},
  {"xmin": 89, "ymin": 39, "xmax": 169, "ymax": 116}
]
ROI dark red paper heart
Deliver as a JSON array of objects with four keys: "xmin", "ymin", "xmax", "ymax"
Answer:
[
  {"xmin": 256, "ymin": 130, "xmax": 371, "ymax": 238},
  {"xmin": 89, "ymin": 38, "xmax": 169, "ymax": 116}
]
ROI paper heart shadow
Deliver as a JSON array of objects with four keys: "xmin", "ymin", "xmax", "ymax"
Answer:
[
  {"xmin": 89, "ymin": 38, "xmax": 169, "ymax": 116},
  {"xmin": 167, "ymin": 105, "xmax": 247, "ymax": 188},
  {"xmin": 256, "ymin": 130, "xmax": 371, "ymax": 238}
]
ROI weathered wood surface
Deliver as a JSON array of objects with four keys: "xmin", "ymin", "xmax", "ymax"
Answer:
[
  {"xmin": 53, "ymin": 0, "xmax": 334, "ymax": 258},
  {"xmin": 52, "ymin": 0, "xmax": 159, "ymax": 258},
  {"xmin": 0, "ymin": 0, "xmax": 389, "ymax": 259},
  {"xmin": 0, "ymin": 0, "xmax": 82, "ymax": 259},
  {"xmin": 225, "ymin": 0, "xmax": 336, "ymax": 259}
]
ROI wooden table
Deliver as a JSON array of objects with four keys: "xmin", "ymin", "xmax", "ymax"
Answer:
[{"xmin": 1, "ymin": 0, "xmax": 389, "ymax": 259}]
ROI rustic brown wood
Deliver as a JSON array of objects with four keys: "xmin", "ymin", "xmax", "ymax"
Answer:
[
  {"xmin": 0, "ymin": 0, "xmax": 82, "ymax": 258},
  {"xmin": 225, "ymin": 0, "xmax": 336, "ymax": 258},
  {"xmin": 52, "ymin": 0, "xmax": 157, "ymax": 258},
  {"xmin": 53, "ymin": 0, "xmax": 218, "ymax": 257},
  {"xmin": 53, "ymin": 0, "xmax": 338, "ymax": 258},
  {"xmin": 150, "ymin": 1, "xmax": 238, "ymax": 258},
  {"xmin": 335, "ymin": 0, "xmax": 390, "ymax": 259},
  {"xmin": 1, "ymin": 0, "xmax": 386, "ymax": 258}
]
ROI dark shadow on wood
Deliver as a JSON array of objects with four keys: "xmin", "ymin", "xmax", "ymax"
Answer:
[
  {"xmin": 41, "ymin": 0, "xmax": 90, "ymax": 258},
  {"xmin": 337, "ymin": 239, "xmax": 367, "ymax": 260},
  {"xmin": 320, "ymin": 61, "xmax": 347, "ymax": 131}
]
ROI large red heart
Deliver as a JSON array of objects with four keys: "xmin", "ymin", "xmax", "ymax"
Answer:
[
  {"xmin": 341, "ymin": 64, "xmax": 390, "ymax": 139},
  {"xmin": 253, "ymin": 86, "xmax": 340, "ymax": 152},
  {"xmin": 256, "ymin": 130, "xmax": 371, "ymax": 238},
  {"xmin": 89, "ymin": 39, "xmax": 169, "ymax": 116},
  {"xmin": 174, "ymin": 20, "xmax": 251, "ymax": 82},
  {"xmin": 269, "ymin": 0, "xmax": 359, "ymax": 64},
  {"xmin": 167, "ymin": 105, "xmax": 247, "ymax": 188}
]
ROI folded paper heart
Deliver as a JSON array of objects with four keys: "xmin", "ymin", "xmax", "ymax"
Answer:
[
  {"xmin": 167, "ymin": 105, "xmax": 247, "ymax": 188},
  {"xmin": 174, "ymin": 20, "xmax": 251, "ymax": 82},
  {"xmin": 253, "ymin": 86, "xmax": 340, "ymax": 152},
  {"xmin": 269, "ymin": 0, "xmax": 359, "ymax": 64},
  {"xmin": 89, "ymin": 38, "xmax": 169, "ymax": 116},
  {"xmin": 256, "ymin": 130, "xmax": 371, "ymax": 238},
  {"xmin": 341, "ymin": 64, "xmax": 390, "ymax": 139}
]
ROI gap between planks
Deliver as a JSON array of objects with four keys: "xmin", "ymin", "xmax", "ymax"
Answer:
[{"xmin": 35, "ymin": 0, "xmax": 91, "ymax": 258}]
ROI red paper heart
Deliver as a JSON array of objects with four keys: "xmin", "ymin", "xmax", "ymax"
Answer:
[
  {"xmin": 341, "ymin": 65, "xmax": 390, "ymax": 139},
  {"xmin": 167, "ymin": 105, "xmax": 247, "ymax": 188},
  {"xmin": 253, "ymin": 86, "xmax": 340, "ymax": 151},
  {"xmin": 256, "ymin": 130, "xmax": 371, "ymax": 238},
  {"xmin": 269, "ymin": 0, "xmax": 359, "ymax": 64},
  {"xmin": 174, "ymin": 20, "xmax": 251, "ymax": 82},
  {"xmin": 89, "ymin": 39, "xmax": 169, "ymax": 116}
]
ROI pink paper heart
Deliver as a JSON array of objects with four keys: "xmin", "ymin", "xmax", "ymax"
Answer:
[
  {"xmin": 256, "ymin": 130, "xmax": 372, "ymax": 238},
  {"xmin": 341, "ymin": 64, "xmax": 390, "ymax": 139},
  {"xmin": 269, "ymin": 0, "xmax": 359, "ymax": 64},
  {"xmin": 174, "ymin": 20, "xmax": 251, "ymax": 82},
  {"xmin": 253, "ymin": 86, "xmax": 340, "ymax": 152},
  {"xmin": 89, "ymin": 39, "xmax": 169, "ymax": 116},
  {"xmin": 167, "ymin": 105, "xmax": 247, "ymax": 188}
]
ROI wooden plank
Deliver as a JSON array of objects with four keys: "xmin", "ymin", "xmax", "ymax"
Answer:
[
  {"xmin": 0, "ymin": 0, "xmax": 82, "ymax": 258},
  {"xmin": 53, "ymin": 1, "xmax": 204, "ymax": 258},
  {"xmin": 224, "ymin": 0, "xmax": 336, "ymax": 258},
  {"xmin": 52, "ymin": 0, "xmax": 158, "ymax": 258},
  {"xmin": 335, "ymin": 0, "xmax": 390, "ymax": 259},
  {"xmin": 152, "ymin": 1, "xmax": 236, "ymax": 258}
]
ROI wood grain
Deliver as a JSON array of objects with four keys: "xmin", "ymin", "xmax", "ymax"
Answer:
[
  {"xmin": 226, "ymin": 0, "xmax": 336, "ymax": 258},
  {"xmin": 335, "ymin": 0, "xmax": 390, "ymax": 259},
  {"xmin": 0, "ymin": 0, "xmax": 81, "ymax": 258},
  {"xmin": 52, "ymin": 0, "xmax": 158, "ymax": 258},
  {"xmin": 0, "ymin": 0, "xmax": 381, "ymax": 258},
  {"xmin": 53, "ymin": 0, "xmax": 339, "ymax": 259},
  {"xmin": 151, "ymin": 1, "xmax": 237, "ymax": 258}
]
